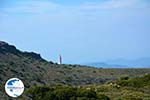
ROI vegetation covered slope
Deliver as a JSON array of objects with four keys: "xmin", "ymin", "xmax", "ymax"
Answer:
[
  {"xmin": 12, "ymin": 74, "xmax": 150, "ymax": 100},
  {"xmin": 0, "ymin": 41, "xmax": 150, "ymax": 99}
]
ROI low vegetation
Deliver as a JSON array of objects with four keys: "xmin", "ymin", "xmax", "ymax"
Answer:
[
  {"xmin": 16, "ymin": 74, "xmax": 150, "ymax": 100},
  {"xmin": 0, "ymin": 41, "xmax": 150, "ymax": 99}
]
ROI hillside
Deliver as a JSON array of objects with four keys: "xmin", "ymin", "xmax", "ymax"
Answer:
[
  {"xmin": 20, "ymin": 74, "xmax": 150, "ymax": 100},
  {"xmin": 0, "ymin": 41, "xmax": 150, "ymax": 99}
]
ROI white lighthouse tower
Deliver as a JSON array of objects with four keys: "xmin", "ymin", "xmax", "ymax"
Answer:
[{"xmin": 58, "ymin": 55, "xmax": 62, "ymax": 64}]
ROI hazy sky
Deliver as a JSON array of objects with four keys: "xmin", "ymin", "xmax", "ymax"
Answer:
[{"xmin": 0, "ymin": 0, "xmax": 149, "ymax": 64}]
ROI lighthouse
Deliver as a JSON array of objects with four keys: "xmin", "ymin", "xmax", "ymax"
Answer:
[{"xmin": 58, "ymin": 55, "xmax": 62, "ymax": 64}]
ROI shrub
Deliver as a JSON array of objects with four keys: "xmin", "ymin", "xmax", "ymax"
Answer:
[
  {"xmin": 26, "ymin": 86, "xmax": 52, "ymax": 100},
  {"xmin": 77, "ymin": 89, "xmax": 97, "ymax": 98},
  {"xmin": 116, "ymin": 74, "xmax": 150, "ymax": 88},
  {"xmin": 120, "ymin": 75, "xmax": 129, "ymax": 80},
  {"xmin": 97, "ymin": 94, "xmax": 110, "ymax": 100},
  {"xmin": 26, "ymin": 85, "xmax": 110, "ymax": 100},
  {"xmin": 53, "ymin": 87, "xmax": 76, "ymax": 100}
]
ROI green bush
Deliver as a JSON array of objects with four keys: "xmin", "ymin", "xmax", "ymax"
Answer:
[
  {"xmin": 116, "ymin": 74, "xmax": 150, "ymax": 87},
  {"xmin": 53, "ymin": 87, "xmax": 76, "ymax": 100},
  {"xmin": 76, "ymin": 89, "xmax": 97, "ymax": 98},
  {"xmin": 26, "ymin": 86, "xmax": 52, "ymax": 100},
  {"xmin": 97, "ymin": 94, "xmax": 110, "ymax": 100},
  {"xmin": 120, "ymin": 75, "xmax": 129, "ymax": 80},
  {"xmin": 25, "ymin": 85, "xmax": 110, "ymax": 100}
]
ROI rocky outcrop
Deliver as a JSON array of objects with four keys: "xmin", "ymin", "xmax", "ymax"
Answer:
[{"xmin": 0, "ymin": 41, "xmax": 44, "ymax": 61}]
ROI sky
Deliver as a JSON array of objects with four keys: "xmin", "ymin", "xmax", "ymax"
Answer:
[{"xmin": 0, "ymin": 0, "xmax": 149, "ymax": 64}]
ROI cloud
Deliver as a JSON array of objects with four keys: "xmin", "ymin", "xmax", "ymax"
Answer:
[
  {"xmin": 0, "ymin": 0, "xmax": 148, "ymax": 15},
  {"xmin": 1, "ymin": 1, "xmax": 60, "ymax": 14},
  {"xmin": 80, "ymin": 0, "xmax": 144, "ymax": 10}
]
